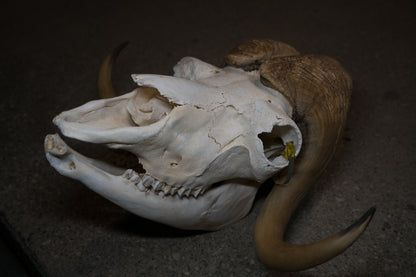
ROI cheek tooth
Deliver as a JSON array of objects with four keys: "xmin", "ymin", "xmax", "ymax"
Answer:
[
  {"xmin": 177, "ymin": 187, "xmax": 186, "ymax": 197},
  {"xmin": 142, "ymin": 174, "xmax": 153, "ymax": 189},
  {"xmin": 184, "ymin": 189, "xmax": 191, "ymax": 198},
  {"xmin": 163, "ymin": 185, "xmax": 171, "ymax": 195},
  {"xmin": 130, "ymin": 174, "xmax": 140, "ymax": 182},
  {"xmin": 171, "ymin": 186, "xmax": 179, "ymax": 195},
  {"xmin": 122, "ymin": 169, "xmax": 134, "ymax": 179},
  {"xmin": 192, "ymin": 188, "xmax": 202, "ymax": 198},
  {"xmin": 137, "ymin": 179, "xmax": 146, "ymax": 192},
  {"xmin": 153, "ymin": 181, "xmax": 163, "ymax": 192}
]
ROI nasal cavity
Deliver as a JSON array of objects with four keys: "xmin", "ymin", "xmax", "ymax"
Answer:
[
  {"xmin": 127, "ymin": 86, "xmax": 174, "ymax": 126},
  {"xmin": 258, "ymin": 125, "xmax": 285, "ymax": 162}
]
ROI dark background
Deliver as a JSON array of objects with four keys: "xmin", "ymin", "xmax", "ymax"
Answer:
[{"xmin": 1, "ymin": 0, "xmax": 415, "ymax": 276}]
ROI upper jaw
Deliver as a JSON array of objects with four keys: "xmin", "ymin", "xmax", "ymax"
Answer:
[{"xmin": 52, "ymin": 90, "xmax": 169, "ymax": 145}]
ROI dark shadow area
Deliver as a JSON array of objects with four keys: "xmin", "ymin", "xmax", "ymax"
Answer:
[
  {"xmin": 0, "ymin": 214, "xmax": 45, "ymax": 277},
  {"xmin": 110, "ymin": 214, "xmax": 208, "ymax": 238}
]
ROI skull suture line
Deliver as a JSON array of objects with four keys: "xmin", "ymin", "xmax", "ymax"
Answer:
[{"xmin": 45, "ymin": 40, "xmax": 375, "ymax": 271}]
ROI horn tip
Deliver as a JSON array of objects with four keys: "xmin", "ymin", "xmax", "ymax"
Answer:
[
  {"xmin": 340, "ymin": 206, "xmax": 376, "ymax": 236},
  {"xmin": 113, "ymin": 41, "xmax": 130, "ymax": 59}
]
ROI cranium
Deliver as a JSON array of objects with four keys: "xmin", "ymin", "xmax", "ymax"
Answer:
[{"xmin": 45, "ymin": 39, "xmax": 374, "ymax": 271}]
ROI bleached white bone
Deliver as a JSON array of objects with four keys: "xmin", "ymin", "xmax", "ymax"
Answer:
[{"xmin": 45, "ymin": 57, "xmax": 301, "ymax": 230}]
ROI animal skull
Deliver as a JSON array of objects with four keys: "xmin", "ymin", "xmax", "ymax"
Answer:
[
  {"xmin": 45, "ymin": 56, "xmax": 302, "ymax": 230},
  {"xmin": 45, "ymin": 40, "xmax": 375, "ymax": 271}
]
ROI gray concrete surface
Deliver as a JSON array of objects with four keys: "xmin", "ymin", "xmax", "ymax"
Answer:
[{"xmin": 1, "ymin": 0, "xmax": 415, "ymax": 276}]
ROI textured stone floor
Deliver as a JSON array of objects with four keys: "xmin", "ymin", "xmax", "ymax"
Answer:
[{"xmin": 1, "ymin": 0, "xmax": 415, "ymax": 276}]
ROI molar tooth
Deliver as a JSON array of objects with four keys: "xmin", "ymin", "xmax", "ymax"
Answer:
[
  {"xmin": 137, "ymin": 179, "xmax": 146, "ymax": 192},
  {"xmin": 154, "ymin": 181, "xmax": 163, "ymax": 192},
  {"xmin": 171, "ymin": 186, "xmax": 179, "ymax": 195},
  {"xmin": 122, "ymin": 169, "xmax": 134, "ymax": 179},
  {"xmin": 163, "ymin": 185, "xmax": 171, "ymax": 195},
  {"xmin": 192, "ymin": 188, "xmax": 202, "ymax": 198},
  {"xmin": 130, "ymin": 174, "xmax": 140, "ymax": 183},
  {"xmin": 185, "ymin": 189, "xmax": 191, "ymax": 198},
  {"xmin": 177, "ymin": 187, "xmax": 186, "ymax": 197},
  {"xmin": 142, "ymin": 174, "xmax": 154, "ymax": 188}
]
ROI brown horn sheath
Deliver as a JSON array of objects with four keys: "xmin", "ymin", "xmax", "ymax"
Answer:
[
  {"xmin": 97, "ymin": 41, "xmax": 129, "ymax": 98},
  {"xmin": 225, "ymin": 39, "xmax": 299, "ymax": 71},
  {"xmin": 226, "ymin": 40, "xmax": 375, "ymax": 271},
  {"xmin": 256, "ymin": 55, "xmax": 375, "ymax": 271}
]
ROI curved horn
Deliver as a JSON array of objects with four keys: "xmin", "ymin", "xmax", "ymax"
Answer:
[
  {"xmin": 97, "ymin": 42, "xmax": 129, "ymax": 98},
  {"xmin": 254, "ymin": 55, "xmax": 375, "ymax": 271},
  {"xmin": 225, "ymin": 39, "xmax": 299, "ymax": 71}
]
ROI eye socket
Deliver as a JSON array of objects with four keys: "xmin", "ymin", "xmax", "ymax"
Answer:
[{"xmin": 258, "ymin": 125, "xmax": 285, "ymax": 162}]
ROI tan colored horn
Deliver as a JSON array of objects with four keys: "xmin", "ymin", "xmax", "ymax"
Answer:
[
  {"xmin": 225, "ymin": 39, "xmax": 299, "ymax": 71},
  {"xmin": 97, "ymin": 42, "xmax": 129, "ymax": 98},
  {"xmin": 256, "ymin": 55, "xmax": 375, "ymax": 271},
  {"xmin": 226, "ymin": 40, "xmax": 375, "ymax": 271}
]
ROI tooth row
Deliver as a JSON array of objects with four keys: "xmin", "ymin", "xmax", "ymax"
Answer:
[{"xmin": 122, "ymin": 169, "xmax": 206, "ymax": 198}]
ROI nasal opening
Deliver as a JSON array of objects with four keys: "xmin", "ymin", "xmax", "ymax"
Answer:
[{"xmin": 127, "ymin": 86, "xmax": 174, "ymax": 126}]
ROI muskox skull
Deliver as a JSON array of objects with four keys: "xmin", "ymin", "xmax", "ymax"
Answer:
[{"xmin": 45, "ymin": 39, "xmax": 375, "ymax": 271}]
